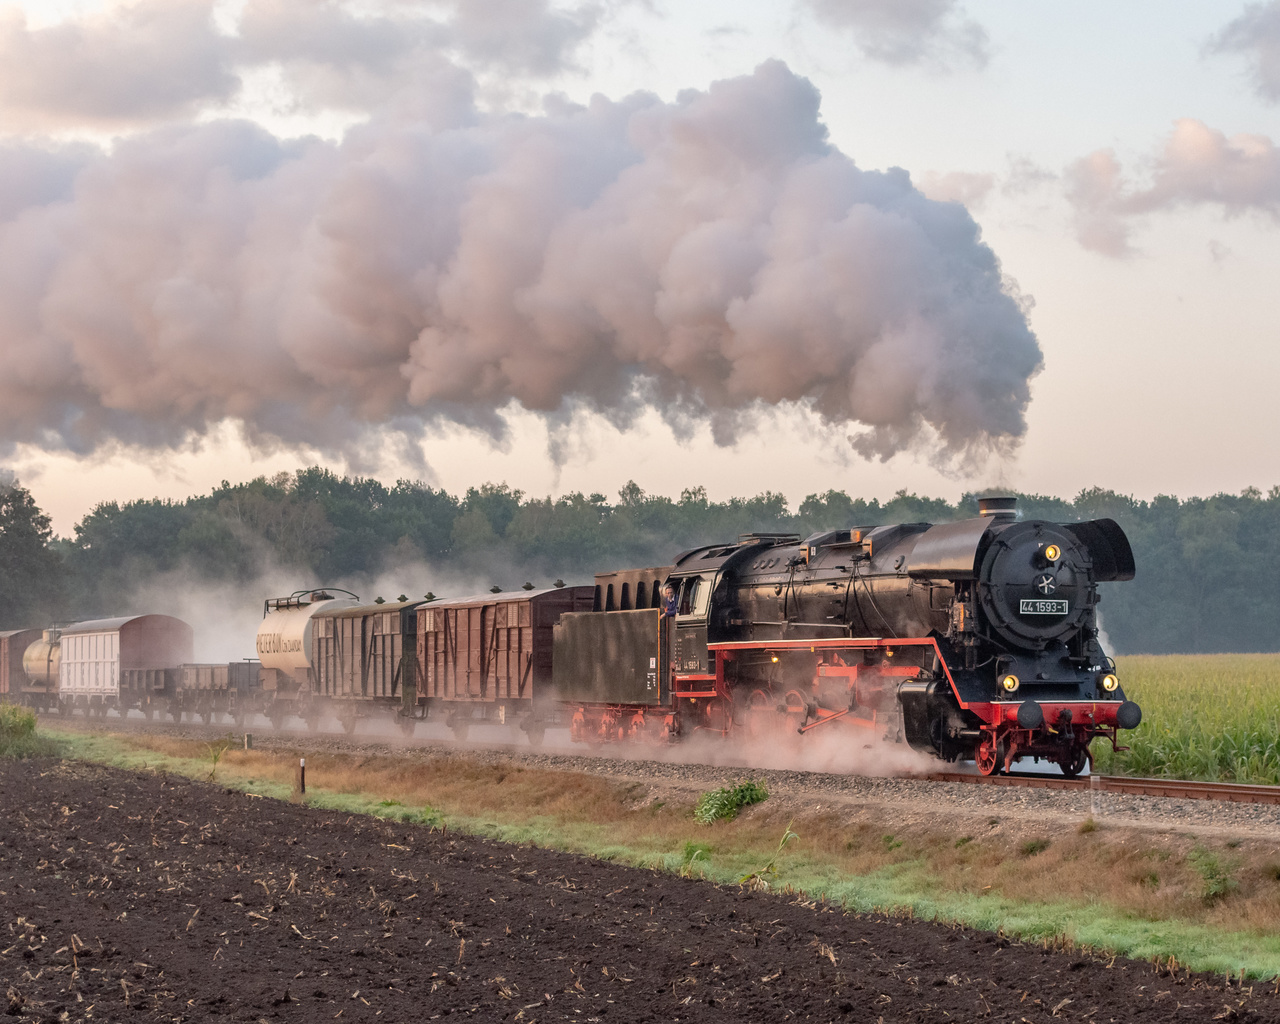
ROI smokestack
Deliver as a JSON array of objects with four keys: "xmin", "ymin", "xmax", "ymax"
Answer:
[{"xmin": 977, "ymin": 496, "xmax": 1018, "ymax": 519}]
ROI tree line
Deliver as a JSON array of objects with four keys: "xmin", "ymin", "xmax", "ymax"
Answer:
[{"xmin": 1, "ymin": 467, "xmax": 1277, "ymax": 654}]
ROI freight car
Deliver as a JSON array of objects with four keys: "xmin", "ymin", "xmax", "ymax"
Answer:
[
  {"xmin": 310, "ymin": 599, "xmax": 425, "ymax": 732},
  {"xmin": 550, "ymin": 496, "xmax": 1139, "ymax": 775},
  {"xmin": 408, "ymin": 587, "xmax": 595, "ymax": 740},
  {"xmin": 55, "ymin": 615, "xmax": 194, "ymax": 718}
]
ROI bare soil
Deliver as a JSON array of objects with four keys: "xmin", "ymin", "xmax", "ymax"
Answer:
[{"xmin": 1, "ymin": 759, "xmax": 1276, "ymax": 1023}]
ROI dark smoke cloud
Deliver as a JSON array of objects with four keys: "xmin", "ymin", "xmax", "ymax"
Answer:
[
  {"xmin": 799, "ymin": 0, "xmax": 989, "ymax": 69},
  {"xmin": 1209, "ymin": 1, "xmax": 1280, "ymax": 103},
  {"xmin": 0, "ymin": 61, "xmax": 1040, "ymax": 462},
  {"xmin": 1066, "ymin": 119, "xmax": 1280, "ymax": 256}
]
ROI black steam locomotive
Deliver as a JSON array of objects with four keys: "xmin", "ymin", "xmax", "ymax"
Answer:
[{"xmin": 557, "ymin": 496, "xmax": 1139, "ymax": 775}]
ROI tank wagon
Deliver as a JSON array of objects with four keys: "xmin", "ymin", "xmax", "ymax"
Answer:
[
  {"xmin": 551, "ymin": 496, "xmax": 1140, "ymax": 775},
  {"xmin": 0, "ymin": 628, "xmax": 42, "ymax": 702},
  {"xmin": 255, "ymin": 589, "xmax": 360, "ymax": 726}
]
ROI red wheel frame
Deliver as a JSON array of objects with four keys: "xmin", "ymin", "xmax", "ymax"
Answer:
[{"xmin": 975, "ymin": 733, "xmax": 1001, "ymax": 776}]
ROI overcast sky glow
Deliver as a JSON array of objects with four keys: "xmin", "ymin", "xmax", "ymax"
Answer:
[{"xmin": 3, "ymin": 0, "xmax": 1279, "ymax": 534}]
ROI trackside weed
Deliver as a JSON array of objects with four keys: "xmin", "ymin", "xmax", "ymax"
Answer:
[
  {"xmin": 694, "ymin": 780, "xmax": 768, "ymax": 824},
  {"xmin": 205, "ymin": 737, "xmax": 233, "ymax": 782},
  {"xmin": 0, "ymin": 702, "xmax": 58, "ymax": 758},
  {"xmin": 1188, "ymin": 847, "xmax": 1239, "ymax": 902},
  {"xmin": 680, "ymin": 841, "xmax": 711, "ymax": 878},
  {"xmin": 739, "ymin": 821, "xmax": 799, "ymax": 892}
]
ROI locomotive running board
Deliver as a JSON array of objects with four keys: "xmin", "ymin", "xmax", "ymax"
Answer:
[{"xmin": 709, "ymin": 636, "xmax": 1129, "ymax": 730}]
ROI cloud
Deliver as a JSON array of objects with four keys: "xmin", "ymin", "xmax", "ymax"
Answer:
[
  {"xmin": 1066, "ymin": 118, "xmax": 1280, "ymax": 256},
  {"xmin": 0, "ymin": 61, "xmax": 1040, "ymax": 465},
  {"xmin": 914, "ymin": 170, "xmax": 996, "ymax": 209},
  {"xmin": 0, "ymin": 0, "xmax": 238, "ymax": 129},
  {"xmin": 1208, "ymin": 1, "xmax": 1280, "ymax": 102},
  {"xmin": 799, "ymin": 0, "xmax": 989, "ymax": 69},
  {"xmin": 0, "ymin": 0, "xmax": 605, "ymax": 132}
]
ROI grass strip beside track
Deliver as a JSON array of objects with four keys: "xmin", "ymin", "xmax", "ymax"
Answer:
[{"xmin": 44, "ymin": 726, "xmax": 1280, "ymax": 980}]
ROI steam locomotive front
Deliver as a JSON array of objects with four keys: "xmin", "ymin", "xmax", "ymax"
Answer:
[{"xmin": 929, "ymin": 498, "xmax": 1142, "ymax": 774}]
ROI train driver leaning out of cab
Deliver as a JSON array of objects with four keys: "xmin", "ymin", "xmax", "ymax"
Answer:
[{"xmin": 660, "ymin": 584, "xmax": 678, "ymax": 619}]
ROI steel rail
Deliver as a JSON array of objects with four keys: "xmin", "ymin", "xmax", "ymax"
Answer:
[{"xmin": 917, "ymin": 770, "xmax": 1280, "ymax": 805}]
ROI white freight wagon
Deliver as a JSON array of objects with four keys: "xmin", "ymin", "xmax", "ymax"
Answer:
[{"xmin": 58, "ymin": 615, "xmax": 194, "ymax": 716}]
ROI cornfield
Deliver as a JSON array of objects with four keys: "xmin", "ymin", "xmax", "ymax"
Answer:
[{"xmin": 1090, "ymin": 654, "xmax": 1280, "ymax": 783}]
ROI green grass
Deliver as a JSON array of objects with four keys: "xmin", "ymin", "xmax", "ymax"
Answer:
[
  {"xmin": 40, "ymin": 726, "xmax": 1280, "ymax": 980},
  {"xmin": 1092, "ymin": 654, "xmax": 1280, "ymax": 783},
  {"xmin": 0, "ymin": 702, "xmax": 60, "ymax": 758}
]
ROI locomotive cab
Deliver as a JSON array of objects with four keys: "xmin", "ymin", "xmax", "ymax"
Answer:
[{"xmin": 668, "ymin": 572, "xmax": 715, "ymax": 674}]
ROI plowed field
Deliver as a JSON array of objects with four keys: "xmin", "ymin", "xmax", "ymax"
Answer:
[{"xmin": 0, "ymin": 759, "xmax": 1274, "ymax": 1022}]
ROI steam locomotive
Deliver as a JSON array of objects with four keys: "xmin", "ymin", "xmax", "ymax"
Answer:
[{"xmin": 553, "ymin": 496, "xmax": 1139, "ymax": 775}]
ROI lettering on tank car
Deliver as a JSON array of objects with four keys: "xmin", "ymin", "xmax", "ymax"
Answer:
[{"xmin": 256, "ymin": 633, "xmax": 303, "ymax": 655}]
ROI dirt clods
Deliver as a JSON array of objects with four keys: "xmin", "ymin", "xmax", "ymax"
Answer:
[{"xmin": 0, "ymin": 758, "xmax": 1276, "ymax": 1021}]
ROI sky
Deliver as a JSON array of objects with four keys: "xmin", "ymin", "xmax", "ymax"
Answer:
[{"xmin": 1, "ymin": 0, "xmax": 1279, "ymax": 533}]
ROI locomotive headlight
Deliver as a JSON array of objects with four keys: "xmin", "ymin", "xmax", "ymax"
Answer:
[
  {"xmin": 1101, "ymin": 673, "xmax": 1119, "ymax": 692},
  {"xmin": 1044, "ymin": 544, "xmax": 1061, "ymax": 562},
  {"xmin": 770, "ymin": 655, "xmax": 779, "ymax": 664},
  {"xmin": 1000, "ymin": 673, "xmax": 1020, "ymax": 693}
]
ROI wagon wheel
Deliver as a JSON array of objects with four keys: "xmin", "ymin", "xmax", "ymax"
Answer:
[
  {"xmin": 1058, "ymin": 744, "xmax": 1090, "ymax": 778},
  {"xmin": 525, "ymin": 725, "xmax": 545, "ymax": 747},
  {"xmin": 451, "ymin": 720, "xmax": 470, "ymax": 742},
  {"xmin": 975, "ymin": 733, "xmax": 1002, "ymax": 776}
]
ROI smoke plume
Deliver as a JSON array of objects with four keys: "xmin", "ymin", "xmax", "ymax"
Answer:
[{"xmin": 0, "ymin": 55, "xmax": 1041, "ymax": 463}]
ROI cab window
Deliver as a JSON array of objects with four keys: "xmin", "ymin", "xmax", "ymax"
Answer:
[{"xmin": 678, "ymin": 576, "xmax": 712, "ymax": 617}]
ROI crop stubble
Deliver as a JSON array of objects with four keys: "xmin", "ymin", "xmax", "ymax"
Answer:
[{"xmin": 2, "ymin": 761, "xmax": 1278, "ymax": 1021}]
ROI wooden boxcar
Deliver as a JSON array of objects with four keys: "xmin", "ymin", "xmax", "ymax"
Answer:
[
  {"xmin": 58, "ymin": 615, "xmax": 194, "ymax": 716},
  {"xmin": 0, "ymin": 628, "xmax": 40, "ymax": 699},
  {"xmin": 412, "ymin": 587, "xmax": 594, "ymax": 734},
  {"xmin": 310, "ymin": 600, "xmax": 423, "ymax": 728}
]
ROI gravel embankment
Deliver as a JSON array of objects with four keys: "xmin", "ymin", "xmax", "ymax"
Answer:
[{"xmin": 43, "ymin": 711, "xmax": 1280, "ymax": 839}]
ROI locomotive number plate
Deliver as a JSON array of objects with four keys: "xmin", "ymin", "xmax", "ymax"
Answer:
[{"xmin": 1020, "ymin": 599, "xmax": 1068, "ymax": 615}]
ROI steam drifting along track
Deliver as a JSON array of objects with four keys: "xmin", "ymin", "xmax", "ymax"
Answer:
[{"xmin": 41, "ymin": 709, "xmax": 1280, "ymax": 810}]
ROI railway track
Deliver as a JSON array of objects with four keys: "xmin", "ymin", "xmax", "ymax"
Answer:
[
  {"xmin": 922, "ymin": 770, "xmax": 1280, "ymax": 805},
  {"xmin": 39, "ymin": 708, "xmax": 1280, "ymax": 809}
]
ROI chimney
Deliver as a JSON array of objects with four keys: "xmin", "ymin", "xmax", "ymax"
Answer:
[{"xmin": 977, "ymin": 496, "xmax": 1018, "ymax": 519}]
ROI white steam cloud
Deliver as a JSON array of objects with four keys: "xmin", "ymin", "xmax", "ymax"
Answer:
[
  {"xmin": 1066, "ymin": 118, "xmax": 1280, "ymax": 256},
  {"xmin": 0, "ymin": 6, "xmax": 1041, "ymax": 466}
]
